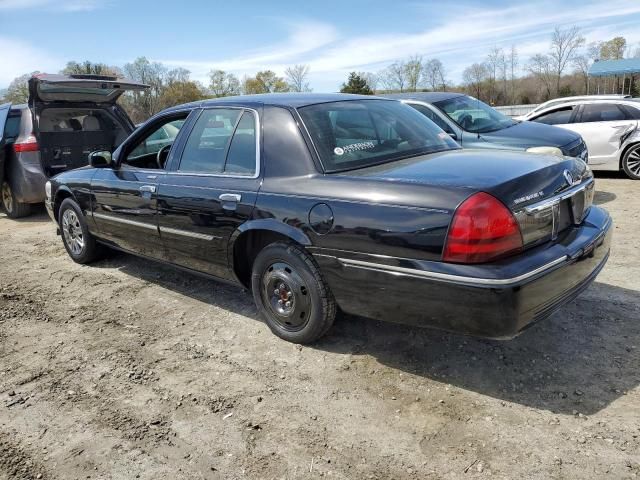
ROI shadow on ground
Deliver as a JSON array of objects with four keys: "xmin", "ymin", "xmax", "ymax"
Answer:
[
  {"xmin": 0, "ymin": 204, "xmax": 49, "ymax": 224},
  {"xmin": 93, "ymin": 250, "xmax": 639, "ymax": 416}
]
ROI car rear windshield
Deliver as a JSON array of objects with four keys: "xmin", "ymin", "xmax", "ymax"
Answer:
[{"xmin": 298, "ymin": 99, "xmax": 459, "ymax": 172}]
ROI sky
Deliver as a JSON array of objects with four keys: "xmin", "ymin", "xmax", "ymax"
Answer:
[{"xmin": 1, "ymin": 0, "xmax": 640, "ymax": 91}]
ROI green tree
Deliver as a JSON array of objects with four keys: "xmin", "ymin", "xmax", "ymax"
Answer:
[
  {"xmin": 242, "ymin": 71, "xmax": 289, "ymax": 94},
  {"xmin": 62, "ymin": 60, "xmax": 121, "ymax": 77},
  {"xmin": 158, "ymin": 80, "xmax": 207, "ymax": 110},
  {"xmin": 4, "ymin": 72, "xmax": 39, "ymax": 104},
  {"xmin": 208, "ymin": 69, "xmax": 241, "ymax": 97},
  {"xmin": 599, "ymin": 37, "xmax": 627, "ymax": 60},
  {"xmin": 340, "ymin": 72, "xmax": 373, "ymax": 94}
]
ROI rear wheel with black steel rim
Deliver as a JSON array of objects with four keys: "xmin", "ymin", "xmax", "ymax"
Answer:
[
  {"xmin": 59, "ymin": 198, "xmax": 104, "ymax": 264},
  {"xmin": 251, "ymin": 242, "xmax": 336, "ymax": 344},
  {"xmin": 622, "ymin": 143, "xmax": 640, "ymax": 180},
  {"xmin": 1, "ymin": 181, "xmax": 31, "ymax": 219}
]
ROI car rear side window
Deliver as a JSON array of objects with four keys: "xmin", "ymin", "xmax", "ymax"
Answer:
[
  {"xmin": 532, "ymin": 107, "xmax": 574, "ymax": 125},
  {"xmin": 179, "ymin": 108, "xmax": 257, "ymax": 176},
  {"xmin": 580, "ymin": 103, "xmax": 627, "ymax": 122}
]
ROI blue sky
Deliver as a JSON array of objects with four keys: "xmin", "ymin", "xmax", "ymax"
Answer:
[{"xmin": 1, "ymin": 0, "xmax": 640, "ymax": 90}]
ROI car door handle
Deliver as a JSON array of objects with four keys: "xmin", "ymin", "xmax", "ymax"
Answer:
[
  {"xmin": 219, "ymin": 193, "xmax": 241, "ymax": 202},
  {"xmin": 139, "ymin": 185, "xmax": 156, "ymax": 193}
]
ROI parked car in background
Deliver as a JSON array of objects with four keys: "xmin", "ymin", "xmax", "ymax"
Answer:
[
  {"xmin": 516, "ymin": 94, "xmax": 632, "ymax": 121},
  {"xmin": 46, "ymin": 93, "xmax": 611, "ymax": 344},
  {"xmin": 523, "ymin": 98, "xmax": 640, "ymax": 179},
  {"xmin": 381, "ymin": 92, "xmax": 589, "ymax": 162},
  {"xmin": 0, "ymin": 73, "xmax": 148, "ymax": 218}
]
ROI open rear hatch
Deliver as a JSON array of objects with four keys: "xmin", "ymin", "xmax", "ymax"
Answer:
[
  {"xmin": 28, "ymin": 73, "xmax": 149, "ymax": 104},
  {"xmin": 27, "ymin": 74, "xmax": 149, "ymax": 176}
]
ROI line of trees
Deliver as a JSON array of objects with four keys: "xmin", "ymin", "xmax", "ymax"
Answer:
[
  {"xmin": 1, "ymin": 58, "xmax": 314, "ymax": 123},
  {"xmin": 3, "ymin": 26, "xmax": 639, "ymax": 122}
]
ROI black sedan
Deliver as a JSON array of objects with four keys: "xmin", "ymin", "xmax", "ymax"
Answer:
[{"xmin": 45, "ymin": 94, "xmax": 612, "ymax": 344}]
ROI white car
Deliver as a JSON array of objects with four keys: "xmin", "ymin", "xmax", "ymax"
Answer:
[
  {"xmin": 523, "ymin": 99, "xmax": 640, "ymax": 179},
  {"xmin": 516, "ymin": 95, "xmax": 631, "ymax": 121}
]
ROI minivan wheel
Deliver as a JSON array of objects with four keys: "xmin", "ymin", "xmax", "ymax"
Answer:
[
  {"xmin": 251, "ymin": 242, "xmax": 336, "ymax": 344},
  {"xmin": 622, "ymin": 144, "xmax": 640, "ymax": 180},
  {"xmin": 1, "ymin": 181, "xmax": 31, "ymax": 219},
  {"xmin": 59, "ymin": 198, "xmax": 103, "ymax": 264}
]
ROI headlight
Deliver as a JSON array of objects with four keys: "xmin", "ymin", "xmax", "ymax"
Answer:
[
  {"xmin": 45, "ymin": 181, "xmax": 51, "ymax": 199},
  {"xmin": 526, "ymin": 146, "xmax": 564, "ymax": 157}
]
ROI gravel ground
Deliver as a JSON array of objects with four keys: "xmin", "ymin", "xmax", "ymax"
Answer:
[{"xmin": 0, "ymin": 172, "xmax": 639, "ymax": 480}]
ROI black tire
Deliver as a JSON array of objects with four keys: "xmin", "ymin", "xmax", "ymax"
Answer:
[
  {"xmin": 622, "ymin": 143, "xmax": 640, "ymax": 180},
  {"xmin": 58, "ymin": 198, "xmax": 104, "ymax": 264},
  {"xmin": 251, "ymin": 242, "xmax": 336, "ymax": 344},
  {"xmin": 1, "ymin": 181, "xmax": 31, "ymax": 219}
]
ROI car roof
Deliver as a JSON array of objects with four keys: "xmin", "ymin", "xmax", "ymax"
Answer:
[
  {"xmin": 378, "ymin": 92, "xmax": 465, "ymax": 103},
  {"xmin": 159, "ymin": 93, "xmax": 395, "ymax": 115}
]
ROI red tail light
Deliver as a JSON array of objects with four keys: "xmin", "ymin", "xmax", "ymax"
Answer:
[
  {"xmin": 13, "ymin": 134, "xmax": 39, "ymax": 153},
  {"xmin": 443, "ymin": 192, "xmax": 523, "ymax": 264}
]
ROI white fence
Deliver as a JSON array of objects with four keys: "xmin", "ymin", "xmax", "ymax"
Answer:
[{"xmin": 494, "ymin": 104, "xmax": 539, "ymax": 117}]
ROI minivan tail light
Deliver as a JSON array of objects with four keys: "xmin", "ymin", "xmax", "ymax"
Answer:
[
  {"xmin": 443, "ymin": 192, "xmax": 523, "ymax": 264},
  {"xmin": 13, "ymin": 134, "xmax": 39, "ymax": 153}
]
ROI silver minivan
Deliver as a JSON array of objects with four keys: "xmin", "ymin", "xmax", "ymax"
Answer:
[{"xmin": 0, "ymin": 74, "xmax": 148, "ymax": 217}]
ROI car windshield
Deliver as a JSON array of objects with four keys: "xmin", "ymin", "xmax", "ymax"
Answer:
[
  {"xmin": 298, "ymin": 99, "xmax": 459, "ymax": 172},
  {"xmin": 434, "ymin": 95, "xmax": 516, "ymax": 133}
]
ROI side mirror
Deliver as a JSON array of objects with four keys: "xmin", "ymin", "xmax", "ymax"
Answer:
[{"xmin": 89, "ymin": 150, "xmax": 112, "ymax": 168}]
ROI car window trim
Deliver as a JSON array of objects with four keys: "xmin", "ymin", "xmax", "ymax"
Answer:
[{"xmin": 173, "ymin": 106, "xmax": 261, "ymax": 179}]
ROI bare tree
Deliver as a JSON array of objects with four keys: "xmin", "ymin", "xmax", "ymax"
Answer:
[
  {"xmin": 423, "ymin": 59, "xmax": 446, "ymax": 91},
  {"xmin": 573, "ymin": 42, "xmax": 599, "ymax": 94},
  {"xmin": 363, "ymin": 72, "xmax": 379, "ymax": 93},
  {"xmin": 549, "ymin": 26, "xmax": 585, "ymax": 95},
  {"xmin": 404, "ymin": 55, "xmax": 423, "ymax": 92},
  {"xmin": 387, "ymin": 61, "xmax": 407, "ymax": 92},
  {"xmin": 285, "ymin": 64, "xmax": 311, "ymax": 92},
  {"xmin": 462, "ymin": 63, "xmax": 489, "ymax": 100},
  {"xmin": 208, "ymin": 70, "xmax": 240, "ymax": 97},
  {"xmin": 528, "ymin": 54, "xmax": 555, "ymax": 99},
  {"xmin": 486, "ymin": 47, "xmax": 505, "ymax": 104},
  {"xmin": 508, "ymin": 45, "xmax": 519, "ymax": 103}
]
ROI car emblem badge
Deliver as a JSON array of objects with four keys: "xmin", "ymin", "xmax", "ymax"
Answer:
[{"xmin": 563, "ymin": 170, "xmax": 574, "ymax": 186}]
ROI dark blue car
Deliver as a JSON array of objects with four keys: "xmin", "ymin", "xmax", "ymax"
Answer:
[{"xmin": 382, "ymin": 92, "xmax": 589, "ymax": 162}]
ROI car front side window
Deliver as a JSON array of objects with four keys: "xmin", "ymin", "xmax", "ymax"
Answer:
[
  {"xmin": 532, "ymin": 107, "xmax": 573, "ymax": 125},
  {"xmin": 125, "ymin": 117, "xmax": 187, "ymax": 169},
  {"xmin": 178, "ymin": 108, "xmax": 257, "ymax": 176}
]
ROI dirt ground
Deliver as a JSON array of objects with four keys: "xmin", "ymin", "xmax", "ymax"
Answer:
[{"xmin": 0, "ymin": 173, "xmax": 639, "ymax": 480}]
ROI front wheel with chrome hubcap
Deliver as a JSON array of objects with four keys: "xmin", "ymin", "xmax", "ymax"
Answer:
[
  {"xmin": 58, "ymin": 198, "xmax": 104, "ymax": 264},
  {"xmin": 252, "ymin": 242, "xmax": 336, "ymax": 344},
  {"xmin": 622, "ymin": 144, "xmax": 640, "ymax": 180}
]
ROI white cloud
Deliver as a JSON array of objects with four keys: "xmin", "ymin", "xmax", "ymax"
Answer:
[
  {"xmin": 0, "ymin": 0, "xmax": 106, "ymax": 11},
  {"xmin": 161, "ymin": 0, "xmax": 640, "ymax": 91},
  {"xmin": 0, "ymin": 37, "xmax": 62, "ymax": 86},
  {"xmin": 160, "ymin": 20, "xmax": 338, "ymax": 81}
]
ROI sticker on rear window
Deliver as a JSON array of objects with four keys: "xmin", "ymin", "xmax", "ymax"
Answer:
[{"xmin": 335, "ymin": 141, "xmax": 376, "ymax": 156}]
